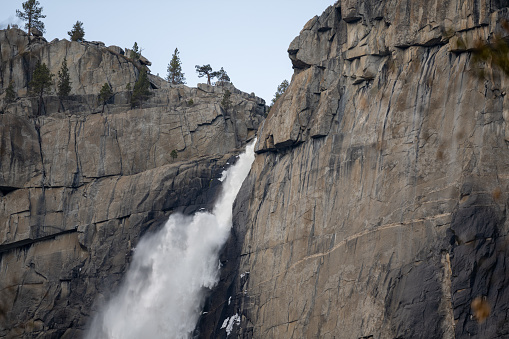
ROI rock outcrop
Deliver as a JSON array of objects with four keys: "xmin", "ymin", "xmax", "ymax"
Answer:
[
  {"xmin": 200, "ymin": 1, "xmax": 509, "ymax": 338},
  {"xmin": 0, "ymin": 28, "xmax": 265, "ymax": 338}
]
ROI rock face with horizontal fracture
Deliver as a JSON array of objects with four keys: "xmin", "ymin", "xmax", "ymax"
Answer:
[
  {"xmin": 198, "ymin": 1, "xmax": 509, "ymax": 338},
  {"xmin": 0, "ymin": 28, "xmax": 265, "ymax": 338}
]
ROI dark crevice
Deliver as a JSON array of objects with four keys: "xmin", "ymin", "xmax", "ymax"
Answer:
[
  {"xmin": 0, "ymin": 186, "xmax": 19, "ymax": 196},
  {"xmin": 0, "ymin": 228, "xmax": 78, "ymax": 254},
  {"xmin": 318, "ymin": 27, "xmax": 332, "ymax": 32}
]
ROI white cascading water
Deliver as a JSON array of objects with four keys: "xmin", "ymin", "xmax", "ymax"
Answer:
[{"xmin": 85, "ymin": 139, "xmax": 256, "ymax": 339}]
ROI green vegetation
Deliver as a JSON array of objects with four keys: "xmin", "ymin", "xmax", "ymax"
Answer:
[
  {"xmin": 187, "ymin": 98, "xmax": 194, "ymax": 106},
  {"xmin": 57, "ymin": 57, "xmax": 72, "ymax": 112},
  {"xmin": 167, "ymin": 48, "xmax": 186, "ymax": 84},
  {"xmin": 131, "ymin": 71, "xmax": 152, "ymax": 108},
  {"xmin": 16, "ymin": 0, "xmax": 46, "ymax": 36},
  {"xmin": 195, "ymin": 64, "xmax": 214, "ymax": 85},
  {"xmin": 130, "ymin": 42, "xmax": 141, "ymax": 61},
  {"xmin": 266, "ymin": 79, "xmax": 289, "ymax": 115},
  {"xmin": 98, "ymin": 83, "xmax": 113, "ymax": 113},
  {"xmin": 271, "ymin": 79, "xmax": 289, "ymax": 106},
  {"xmin": 68, "ymin": 21, "xmax": 85, "ymax": 42},
  {"xmin": 170, "ymin": 149, "xmax": 178, "ymax": 161},
  {"xmin": 29, "ymin": 61, "xmax": 53, "ymax": 115},
  {"xmin": 57, "ymin": 57, "xmax": 72, "ymax": 98},
  {"xmin": 213, "ymin": 67, "xmax": 230, "ymax": 86},
  {"xmin": 221, "ymin": 89, "xmax": 232, "ymax": 111},
  {"xmin": 195, "ymin": 65, "xmax": 231, "ymax": 86},
  {"xmin": 5, "ymin": 81, "xmax": 16, "ymax": 103}
]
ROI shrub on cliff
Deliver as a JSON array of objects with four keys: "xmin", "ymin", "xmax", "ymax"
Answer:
[
  {"xmin": 16, "ymin": 0, "xmax": 46, "ymax": 36},
  {"xmin": 267, "ymin": 79, "xmax": 289, "ymax": 115},
  {"xmin": 57, "ymin": 57, "xmax": 72, "ymax": 112},
  {"xmin": 5, "ymin": 81, "xmax": 16, "ymax": 103},
  {"xmin": 130, "ymin": 42, "xmax": 141, "ymax": 61},
  {"xmin": 213, "ymin": 67, "xmax": 231, "ymax": 86},
  {"xmin": 57, "ymin": 57, "xmax": 72, "ymax": 98},
  {"xmin": 131, "ymin": 71, "xmax": 152, "ymax": 108},
  {"xmin": 167, "ymin": 48, "xmax": 186, "ymax": 85},
  {"xmin": 171, "ymin": 149, "xmax": 178, "ymax": 161},
  {"xmin": 29, "ymin": 61, "xmax": 53, "ymax": 115},
  {"xmin": 271, "ymin": 79, "xmax": 289, "ymax": 106},
  {"xmin": 221, "ymin": 89, "xmax": 232, "ymax": 111},
  {"xmin": 68, "ymin": 21, "xmax": 85, "ymax": 42},
  {"xmin": 98, "ymin": 83, "xmax": 113, "ymax": 113}
]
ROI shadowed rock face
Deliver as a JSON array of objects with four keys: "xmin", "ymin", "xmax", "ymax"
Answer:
[
  {"xmin": 0, "ymin": 29, "xmax": 265, "ymax": 338},
  {"xmin": 199, "ymin": 1, "xmax": 509, "ymax": 338}
]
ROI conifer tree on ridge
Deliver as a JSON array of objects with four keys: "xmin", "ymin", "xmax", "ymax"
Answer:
[
  {"xmin": 16, "ymin": 0, "xmax": 46, "ymax": 36},
  {"xmin": 167, "ymin": 48, "xmax": 186, "ymax": 85}
]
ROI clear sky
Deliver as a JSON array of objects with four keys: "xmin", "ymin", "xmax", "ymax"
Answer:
[{"xmin": 1, "ymin": 0, "xmax": 334, "ymax": 103}]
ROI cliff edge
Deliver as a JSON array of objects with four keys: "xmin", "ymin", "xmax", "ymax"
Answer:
[
  {"xmin": 0, "ymin": 28, "xmax": 265, "ymax": 338},
  {"xmin": 201, "ymin": 1, "xmax": 509, "ymax": 338}
]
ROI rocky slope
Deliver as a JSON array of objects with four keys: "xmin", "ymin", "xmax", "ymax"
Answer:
[
  {"xmin": 200, "ymin": 1, "xmax": 509, "ymax": 338},
  {"xmin": 0, "ymin": 28, "xmax": 265, "ymax": 338}
]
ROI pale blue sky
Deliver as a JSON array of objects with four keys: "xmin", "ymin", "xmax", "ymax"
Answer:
[{"xmin": 1, "ymin": 0, "xmax": 334, "ymax": 103}]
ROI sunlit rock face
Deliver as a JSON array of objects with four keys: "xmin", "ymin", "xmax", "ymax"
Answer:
[
  {"xmin": 199, "ymin": 1, "xmax": 509, "ymax": 338},
  {"xmin": 0, "ymin": 28, "xmax": 265, "ymax": 338}
]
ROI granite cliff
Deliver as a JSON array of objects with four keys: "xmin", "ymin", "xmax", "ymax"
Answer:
[
  {"xmin": 0, "ymin": 28, "xmax": 265, "ymax": 338},
  {"xmin": 199, "ymin": 1, "xmax": 509, "ymax": 338},
  {"xmin": 3, "ymin": 0, "xmax": 509, "ymax": 338}
]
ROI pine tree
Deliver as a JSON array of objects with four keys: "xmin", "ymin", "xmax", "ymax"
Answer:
[
  {"xmin": 213, "ymin": 67, "xmax": 230, "ymax": 86},
  {"xmin": 57, "ymin": 57, "xmax": 72, "ymax": 112},
  {"xmin": 271, "ymin": 79, "xmax": 289, "ymax": 106},
  {"xmin": 16, "ymin": 0, "xmax": 46, "ymax": 36},
  {"xmin": 68, "ymin": 21, "xmax": 85, "ymax": 42},
  {"xmin": 170, "ymin": 149, "xmax": 178, "ymax": 161},
  {"xmin": 131, "ymin": 71, "xmax": 152, "ymax": 108},
  {"xmin": 195, "ymin": 64, "xmax": 214, "ymax": 85},
  {"xmin": 130, "ymin": 42, "xmax": 140, "ymax": 61},
  {"xmin": 57, "ymin": 57, "xmax": 72, "ymax": 98},
  {"xmin": 221, "ymin": 89, "xmax": 232, "ymax": 111},
  {"xmin": 166, "ymin": 48, "xmax": 186, "ymax": 84},
  {"xmin": 98, "ymin": 83, "xmax": 113, "ymax": 113},
  {"xmin": 5, "ymin": 81, "xmax": 16, "ymax": 103},
  {"xmin": 29, "ymin": 61, "xmax": 53, "ymax": 115}
]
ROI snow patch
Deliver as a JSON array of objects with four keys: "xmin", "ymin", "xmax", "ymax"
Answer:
[
  {"xmin": 218, "ymin": 170, "xmax": 227, "ymax": 182},
  {"xmin": 220, "ymin": 313, "xmax": 241, "ymax": 336}
]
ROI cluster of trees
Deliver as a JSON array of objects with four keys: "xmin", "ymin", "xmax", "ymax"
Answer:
[
  {"xmin": 16, "ymin": 0, "xmax": 85, "ymax": 41},
  {"xmin": 194, "ymin": 65, "xmax": 230, "ymax": 86},
  {"xmin": 25, "ymin": 57, "xmax": 71, "ymax": 114},
  {"xmin": 166, "ymin": 50, "xmax": 232, "ymax": 87},
  {"xmin": 13, "ymin": 1, "xmax": 292, "ymax": 115},
  {"xmin": 24, "ymin": 56, "xmax": 154, "ymax": 114}
]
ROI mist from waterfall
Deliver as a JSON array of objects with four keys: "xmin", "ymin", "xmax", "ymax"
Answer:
[{"xmin": 85, "ymin": 140, "xmax": 256, "ymax": 339}]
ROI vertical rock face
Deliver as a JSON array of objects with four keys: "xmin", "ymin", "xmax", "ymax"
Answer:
[
  {"xmin": 201, "ymin": 1, "xmax": 509, "ymax": 338},
  {"xmin": 0, "ymin": 29, "xmax": 265, "ymax": 338}
]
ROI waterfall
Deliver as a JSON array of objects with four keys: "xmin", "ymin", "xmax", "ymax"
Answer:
[{"xmin": 85, "ymin": 139, "xmax": 256, "ymax": 339}]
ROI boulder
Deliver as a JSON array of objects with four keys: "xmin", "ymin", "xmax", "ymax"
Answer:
[
  {"xmin": 30, "ymin": 27, "xmax": 43, "ymax": 37},
  {"xmin": 139, "ymin": 55, "xmax": 152, "ymax": 66}
]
